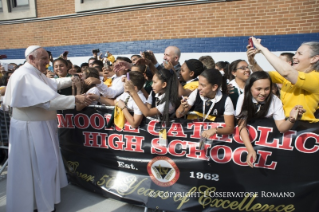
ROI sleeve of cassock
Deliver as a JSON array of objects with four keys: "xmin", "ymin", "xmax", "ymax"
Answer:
[
  {"xmin": 35, "ymin": 95, "xmax": 75, "ymax": 111},
  {"xmin": 50, "ymin": 77, "xmax": 72, "ymax": 90}
]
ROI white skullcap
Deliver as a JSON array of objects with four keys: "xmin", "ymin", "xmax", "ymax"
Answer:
[{"xmin": 25, "ymin": 45, "xmax": 41, "ymax": 58}]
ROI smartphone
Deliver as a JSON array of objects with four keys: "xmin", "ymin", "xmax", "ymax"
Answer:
[
  {"xmin": 127, "ymin": 72, "xmax": 130, "ymax": 80},
  {"xmin": 181, "ymin": 96, "xmax": 187, "ymax": 102},
  {"xmin": 63, "ymin": 51, "xmax": 69, "ymax": 57},
  {"xmin": 73, "ymin": 74, "xmax": 80, "ymax": 77},
  {"xmin": 0, "ymin": 55, "xmax": 7, "ymax": 59},
  {"xmin": 248, "ymin": 38, "xmax": 254, "ymax": 48}
]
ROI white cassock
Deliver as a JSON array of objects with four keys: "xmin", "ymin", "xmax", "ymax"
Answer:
[{"xmin": 4, "ymin": 62, "xmax": 76, "ymax": 212}]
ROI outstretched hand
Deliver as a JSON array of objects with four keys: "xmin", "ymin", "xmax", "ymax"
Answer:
[
  {"xmin": 113, "ymin": 61, "xmax": 132, "ymax": 73},
  {"xmin": 86, "ymin": 93, "xmax": 100, "ymax": 101},
  {"xmin": 85, "ymin": 77, "xmax": 101, "ymax": 85},
  {"xmin": 75, "ymin": 94, "xmax": 94, "ymax": 105},
  {"xmin": 250, "ymin": 37, "xmax": 264, "ymax": 51}
]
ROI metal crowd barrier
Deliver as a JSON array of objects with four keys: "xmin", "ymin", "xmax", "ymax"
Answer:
[{"xmin": 0, "ymin": 104, "xmax": 10, "ymax": 176}]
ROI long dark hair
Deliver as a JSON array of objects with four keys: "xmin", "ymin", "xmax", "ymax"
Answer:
[
  {"xmin": 199, "ymin": 68, "xmax": 228, "ymax": 95},
  {"xmin": 156, "ymin": 68, "xmax": 179, "ymax": 126},
  {"xmin": 53, "ymin": 58, "xmax": 68, "ymax": 67},
  {"xmin": 83, "ymin": 67, "xmax": 100, "ymax": 93},
  {"xmin": 237, "ymin": 71, "xmax": 273, "ymax": 128},
  {"xmin": 215, "ymin": 61, "xmax": 230, "ymax": 78},
  {"xmin": 228, "ymin": 59, "xmax": 245, "ymax": 81}
]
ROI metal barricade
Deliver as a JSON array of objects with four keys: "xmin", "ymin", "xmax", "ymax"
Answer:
[{"xmin": 0, "ymin": 104, "xmax": 10, "ymax": 176}]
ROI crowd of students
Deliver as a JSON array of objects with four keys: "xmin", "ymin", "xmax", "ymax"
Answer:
[{"xmin": 1, "ymin": 38, "xmax": 319, "ymax": 167}]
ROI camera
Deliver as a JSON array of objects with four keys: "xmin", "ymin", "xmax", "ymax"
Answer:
[{"xmin": 92, "ymin": 49, "xmax": 100, "ymax": 54}]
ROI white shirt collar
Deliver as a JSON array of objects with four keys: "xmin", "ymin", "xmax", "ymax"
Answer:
[
  {"xmin": 199, "ymin": 89, "xmax": 223, "ymax": 103},
  {"xmin": 155, "ymin": 93, "xmax": 165, "ymax": 101},
  {"xmin": 186, "ymin": 78, "xmax": 197, "ymax": 84},
  {"xmin": 229, "ymin": 79, "xmax": 244, "ymax": 93}
]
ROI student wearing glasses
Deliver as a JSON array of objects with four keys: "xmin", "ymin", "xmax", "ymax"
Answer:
[{"xmin": 228, "ymin": 60, "xmax": 252, "ymax": 108}]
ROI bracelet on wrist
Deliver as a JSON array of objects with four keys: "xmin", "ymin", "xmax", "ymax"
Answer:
[{"xmin": 121, "ymin": 105, "xmax": 127, "ymax": 110}]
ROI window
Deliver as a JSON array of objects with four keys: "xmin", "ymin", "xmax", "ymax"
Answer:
[
  {"xmin": 0, "ymin": 0, "xmax": 35, "ymax": 20},
  {"xmin": 75, "ymin": 0, "xmax": 176, "ymax": 13},
  {"xmin": 12, "ymin": 0, "xmax": 29, "ymax": 7}
]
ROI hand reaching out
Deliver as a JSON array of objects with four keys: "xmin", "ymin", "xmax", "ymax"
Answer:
[
  {"xmin": 85, "ymin": 77, "xmax": 101, "ymax": 86},
  {"xmin": 113, "ymin": 61, "xmax": 132, "ymax": 73},
  {"xmin": 250, "ymin": 37, "xmax": 264, "ymax": 51},
  {"xmin": 75, "ymin": 94, "xmax": 94, "ymax": 105},
  {"xmin": 86, "ymin": 93, "xmax": 100, "ymax": 101}
]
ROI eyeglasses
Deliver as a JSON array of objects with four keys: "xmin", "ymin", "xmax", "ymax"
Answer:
[{"xmin": 236, "ymin": 65, "xmax": 252, "ymax": 71}]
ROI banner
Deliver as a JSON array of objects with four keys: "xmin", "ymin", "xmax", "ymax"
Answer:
[{"xmin": 58, "ymin": 107, "xmax": 319, "ymax": 212}]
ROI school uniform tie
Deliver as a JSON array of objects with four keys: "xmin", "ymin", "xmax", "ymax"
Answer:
[{"xmin": 254, "ymin": 102, "xmax": 264, "ymax": 113}]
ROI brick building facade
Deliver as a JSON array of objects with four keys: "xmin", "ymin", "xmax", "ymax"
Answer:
[{"xmin": 0, "ymin": 0, "xmax": 318, "ymax": 65}]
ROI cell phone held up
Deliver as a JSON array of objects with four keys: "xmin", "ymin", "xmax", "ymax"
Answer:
[
  {"xmin": 62, "ymin": 51, "xmax": 69, "ymax": 57},
  {"xmin": 248, "ymin": 38, "xmax": 254, "ymax": 48}
]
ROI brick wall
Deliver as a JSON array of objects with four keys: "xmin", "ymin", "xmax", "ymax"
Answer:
[
  {"xmin": 37, "ymin": 0, "xmax": 75, "ymax": 18},
  {"xmin": 0, "ymin": 0, "xmax": 318, "ymax": 50}
]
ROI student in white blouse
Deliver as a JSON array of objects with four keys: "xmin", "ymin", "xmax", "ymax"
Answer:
[
  {"xmin": 85, "ymin": 57, "xmax": 132, "ymax": 99},
  {"xmin": 236, "ymin": 71, "xmax": 305, "ymax": 168}
]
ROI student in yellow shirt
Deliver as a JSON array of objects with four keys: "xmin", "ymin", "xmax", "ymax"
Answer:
[
  {"xmin": 178, "ymin": 59, "xmax": 205, "ymax": 97},
  {"xmin": 248, "ymin": 38, "xmax": 319, "ymax": 123}
]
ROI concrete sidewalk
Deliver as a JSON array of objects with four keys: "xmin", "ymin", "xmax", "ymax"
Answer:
[{"xmin": 0, "ymin": 166, "xmax": 146, "ymax": 212}]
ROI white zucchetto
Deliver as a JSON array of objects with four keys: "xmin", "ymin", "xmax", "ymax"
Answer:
[{"xmin": 25, "ymin": 45, "xmax": 41, "ymax": 58}]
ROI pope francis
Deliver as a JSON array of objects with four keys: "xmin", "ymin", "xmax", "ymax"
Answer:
[{"xmin": 3, "ymin": 46, "xmax": 93, "ymax": 212}]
